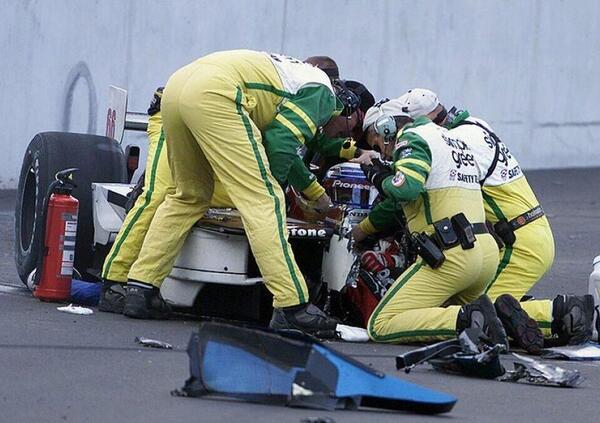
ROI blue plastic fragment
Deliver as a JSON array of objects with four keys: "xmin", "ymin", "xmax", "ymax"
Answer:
[{"xmin": 179, "ymin": 322, "xmax": 457, "ymax": 414}]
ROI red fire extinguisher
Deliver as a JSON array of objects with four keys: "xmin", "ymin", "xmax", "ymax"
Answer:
[{"xmin": 33, "ymin": 168, "xmax": 79, "ymax": 302}]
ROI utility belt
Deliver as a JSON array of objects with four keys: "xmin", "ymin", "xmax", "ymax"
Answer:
[
  {"xmin": 493, "ymin": 205, "xmax": 545, "ymax": 247},
  {"xmin": 412, "ymin": 213, "xmax": 489, "ymax": 269}
]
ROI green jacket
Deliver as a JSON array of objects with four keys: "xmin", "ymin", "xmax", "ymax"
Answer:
[
  {"xmin": 262, "ymin": 85, "xmax": 351, "ymax": 199},
  {"xmin": 359, "ymin": 116, "xmax": 433, "ymax": 234}
]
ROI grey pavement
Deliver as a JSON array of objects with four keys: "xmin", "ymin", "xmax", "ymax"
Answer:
[{"xmin": 1, "ymin": 168, "xmax": 599, "ymax": 422}]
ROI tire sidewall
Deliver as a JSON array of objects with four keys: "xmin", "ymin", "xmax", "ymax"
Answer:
[
  {"xmin": 14, "ymin": 132, "xmax": 126, "ymax": 285},
  {"xmin": 14, "ymin": 136, "xmax": 48, "ymax": 283}
]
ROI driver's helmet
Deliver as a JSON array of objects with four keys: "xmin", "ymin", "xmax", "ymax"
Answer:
[{"xmin": 322, "ymin": 163, "xmax": 378, "ymax": 209}]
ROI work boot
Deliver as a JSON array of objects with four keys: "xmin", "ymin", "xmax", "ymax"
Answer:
[
  {"xmin": 123, "ymin": 281, "xmax": 171, "ymax": 320},
  {"xmin": 269, "ymin": 303, "xmax": 338, "ymax": 337},
  {"xmin": 494, "ymin": 294, "xmax": 544, "ymax": 354},
  {"xmin": 98, "ymin": 280, "xmax": 126, "ymax": 314},
  {"xmin": 456, "ymin": 294, "xmax": 509, "ymax": 351},
  {"xmin": 551, "ymin": 294, "xmax": 594, "ymax": 345}
]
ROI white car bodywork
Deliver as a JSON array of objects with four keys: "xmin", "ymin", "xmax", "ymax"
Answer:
[{"xmin": 92, "ymin": 181, "xmax": 356, "ymax": 307}]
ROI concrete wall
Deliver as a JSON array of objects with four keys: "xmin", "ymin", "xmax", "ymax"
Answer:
[{"xmin": 1, "ymin": 0, "xmax": 599, "ymax": 188}]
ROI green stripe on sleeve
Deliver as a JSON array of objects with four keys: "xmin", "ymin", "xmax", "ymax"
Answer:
[
  {"xmin": 393, "ymin": 132, "xmax": 432, "ymax": 164},
  {"xmin": 262, "ymin": 85, "xmax": 336, "ymax": 185},
  {"xmin": 244, "ymin": 82, "xmax": 292, "ymax": 98},
  {"xmin": 396, "ymin": 159, "xmax": 431, "ymax": 176}
]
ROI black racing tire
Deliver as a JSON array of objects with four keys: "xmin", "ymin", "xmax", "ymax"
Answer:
[{"xmin": 15, "ymin": 132, "xmax": 127, "ymax": 285}]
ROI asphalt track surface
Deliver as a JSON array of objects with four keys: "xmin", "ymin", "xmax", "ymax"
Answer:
[{"xmin": 1, "ymin": 168, "xmax": 600, "ymax": 423}]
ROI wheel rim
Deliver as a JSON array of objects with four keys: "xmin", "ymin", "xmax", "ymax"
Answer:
[{"xmin": 20, "ymin": 164, "xmax": 37, "ymax": 253}]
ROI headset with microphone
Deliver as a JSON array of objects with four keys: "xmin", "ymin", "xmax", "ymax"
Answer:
[
  {"xmin": 373, "ymin": 114, "xmax": 398, "ymax": 144},
  {"xmin": 332, "ymin": 79, "xmax": 361, "ymax": 117},
  {"xmin": 369, "ymin": 98, "xmax": 398, "ymax": 144}
]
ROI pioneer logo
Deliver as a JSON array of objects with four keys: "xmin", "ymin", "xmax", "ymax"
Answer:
[{"xmin": 332, "ymin": 180, "xmax": 370, "ymax": 190}]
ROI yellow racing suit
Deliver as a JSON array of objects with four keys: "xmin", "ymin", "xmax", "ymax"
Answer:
[
  {"xmin": 102, "ymin": 101, "xmax": 233, "ymax": 283},
  {"xmin": 128, "ymin": 50, "xmax": 343, "ymax": 307},
  {"xmin": 448, "ymin": 114, "xmax": 555, "ymax": 335},
  {"xmin": 360, "ymin": 116, "xmax": 499, "ymax": 343},
  {"xmin": 104, "ymin": 78, "xmax": 355, "ymax": 288}
]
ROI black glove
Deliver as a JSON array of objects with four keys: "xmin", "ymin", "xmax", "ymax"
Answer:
[
  {"xmin": 361, "ymin": 158, "xmax": 393, "ymax": 194},
  {"xmin": 147, "ymin": 87, "xmax": 164, "ymax": 116}
]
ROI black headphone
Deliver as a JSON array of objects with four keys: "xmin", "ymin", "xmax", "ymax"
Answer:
[{"xmin": 332, "ymin": 79, "xmax": 361, "ymax": 116}]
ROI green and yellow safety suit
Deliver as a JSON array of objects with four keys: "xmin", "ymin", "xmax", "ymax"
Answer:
[
  {"xmin": 447, "ymin": 113, "xmax": 555, "ymax": 335},
  {"xmin": 128, "ymin": 50, "xmax": 345, "ymax": 307},
  {"xmin": 101, "ymin": 107, "xmax": 233, "ymax": 283},
  {"xmin": 103, "ymin": 76, "xmax": 356, "ymax": 288},
  {"xmin": 362, "ymin": 116, "xmax": 499, "ymax": 343}
]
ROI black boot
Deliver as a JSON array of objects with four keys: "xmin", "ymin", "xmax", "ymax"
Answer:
[
  {"xmin": 551, "ymin": 294, "xmax": 594, "ymax": 345},
  {"xmin": 123, "ymin": 281, "xmax": 171, "ymax": 320},
  {"xmin": 457, "ymin": 294, "xmax": 509, "ymax": 351},
  {"xmin": 98, "ymin": 280, "xmax": 127, "ymax": 314},
  {"xmin": 494, "ymin": 294, "xmax": 544, "ymax": 354},
  {"xmin": 269, "ymin": 303, "xmax": 338, "ymax": 336}
]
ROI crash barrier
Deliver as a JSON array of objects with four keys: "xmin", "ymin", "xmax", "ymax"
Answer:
[{"xmin": 173, "ymin": 321, "xmax": 457, "ymax": 414}]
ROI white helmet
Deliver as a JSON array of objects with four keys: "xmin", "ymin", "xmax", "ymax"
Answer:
[
  {"xmin": 362, "ymin": 98, "xmax": 410, "ymax": 131},
  {"xmin": 397, "ymin": 88, "xmax": 441, "ymax": 118}
]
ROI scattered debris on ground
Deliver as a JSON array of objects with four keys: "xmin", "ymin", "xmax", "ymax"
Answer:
[
  {"xmin": 135, "ymin": 337, "xmax": 173, "ymax": 349},
  {"xmin": 56, "ymin": 304, "xmax": 94, "ymax": 315}
]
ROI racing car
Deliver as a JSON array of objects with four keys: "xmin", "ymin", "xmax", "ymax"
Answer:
[{"xmin": 15, "ymin": 86, "xmax": 387, "ymax": 322}]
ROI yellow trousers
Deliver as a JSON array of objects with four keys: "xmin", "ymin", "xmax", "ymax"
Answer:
[
  {"xmin": 102, "ymin": 115, "xmax": 174, "ymax": 282},
  {"xmin": 486, "ymin": 218, "xmax": 555, "ymax": 335},
  {"xmin": 128, "ymin": 62, "xmax": 309, "ymax": 307},
  {"xmin": 368, "ymin": 234, "xmax": 499, "ymax": 343},
  {"xmin": 102, "ymin": 114, "xmax": 231, "ymax": 283}
]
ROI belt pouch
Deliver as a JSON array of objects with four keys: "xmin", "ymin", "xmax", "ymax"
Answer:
[
  {"xmin": 413, "ymin": 233, "xmax": 446, "ymax": 269},
  {"xmin": 451, "ymin": 213, "xmax": 476, "ymax": 250},
  {"xmin": 493, "ymin": 219, "xmax": 516, "ymax": 247}
]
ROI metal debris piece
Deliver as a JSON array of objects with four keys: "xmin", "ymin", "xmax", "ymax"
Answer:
[
  {"xmin": 135, "ymin": 336, "xmax": 173, "ymax": 349},
  {"xmin": 428, "ymin": 345, "xmax": 505, "ymax": 379},
  {"xmin": 541, "ymin": 342, "xmax": 600, "ymax": 360},
  {"xmin": 397, "ymin": 328, "xmax": 505, "ymax": 379},
  {"xmin": 56, "ymin": 304, "xmax": 94, "ymax": 315},
  {"xmin": 498, "ymin": 353, "xmax": 584, "ymax": 387}
]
